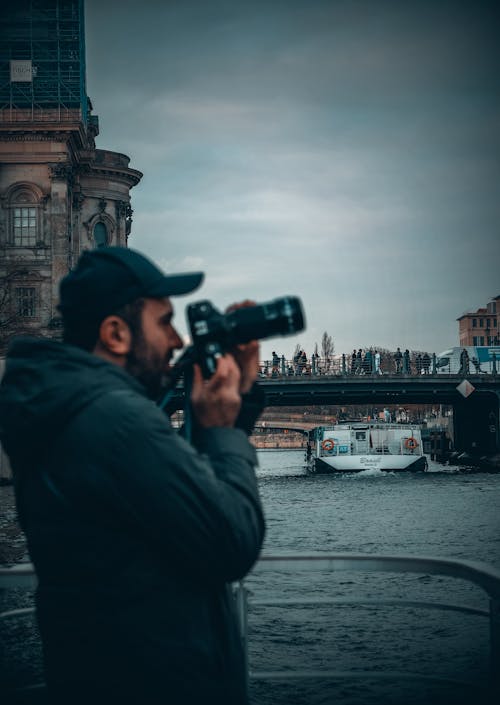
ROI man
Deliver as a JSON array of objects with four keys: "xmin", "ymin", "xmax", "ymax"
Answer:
[
  {"xmin": 0, "ymin": 247, "xmax": 266, "ymax": 704},
  {"xmin": 403, "ymin": 348, "xmax": 411, "ymax": 375},
  {"xmin": 460, "ymin": 347, "xmax": 470, "ymax": 375},
  {"xmin": 394, "ymin": 347, "xmax": 403, "ymax": 374}
]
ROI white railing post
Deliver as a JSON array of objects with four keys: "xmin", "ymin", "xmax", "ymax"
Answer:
[
  {"xmin": 490, "ymin": 597, "xmax": 500, "ymax": 697},
  {"xmin": 234, "ymin": 581, "xmax": 249, "ymax": 689}
]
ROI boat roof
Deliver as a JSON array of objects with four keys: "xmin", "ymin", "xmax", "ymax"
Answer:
[{"xmin": 317, "ymin": 423, "xmax": 421, "ymax": 432}]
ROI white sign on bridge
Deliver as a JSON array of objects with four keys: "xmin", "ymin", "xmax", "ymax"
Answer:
[{"xmin": 456, "ymin": 379, "xmax": 475, "ymax": 398}]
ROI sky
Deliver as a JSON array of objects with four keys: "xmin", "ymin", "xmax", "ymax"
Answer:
[{"xmin": 84, "ymin": 0, "xmax": 500, "ymax": 362}]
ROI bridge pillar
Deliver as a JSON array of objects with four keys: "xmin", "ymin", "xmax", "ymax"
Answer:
[{"xmin": 453, "ymin": 392, "xmax": 499, "ymax": 456}]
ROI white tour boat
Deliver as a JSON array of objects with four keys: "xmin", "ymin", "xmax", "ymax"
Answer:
[{"xmin": 308, "ymin": 423, "xmax": 427, "ymax": 473}]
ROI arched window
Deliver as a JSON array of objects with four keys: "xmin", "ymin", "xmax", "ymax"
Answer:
[
  {"xmin": 85, "ymin": 212, "xmax": 115, "ymax": 247},
  {"xmin": 13, "ymin": 205, "xmax": 37, "ymax": 246},
  {"xmin": 7, "ymin": 185, "xmax": 43, "ymax": 247},
  {"xmin": 93, "ymin": 222, "xmax": 108, "ymax": 248}
]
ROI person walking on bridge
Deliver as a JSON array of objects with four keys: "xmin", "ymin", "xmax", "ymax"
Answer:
[
  {"xmin": 403, "ymin": 348, "xmax": 411, "ymax": 374},
  {"xmin": 394, "ymin": 347, "xmax": 403, "ymax": 374},
  {"xmin": 0, "ymin": 247, "xmax": 266, "ymax": 705},
  {"xmin": 460, "ymin": 347, "xmax": 470, "ymax": 375}
]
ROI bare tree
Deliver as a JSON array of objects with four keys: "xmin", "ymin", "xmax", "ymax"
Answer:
[
  {"xmin": 0, "ymin": 269, "xmax": 53, "ymax": 352},
  {"xmin": 321, "ymin": 331, "xmax": 334, "ymax": 360},
  {"xmin": 0, "ymin": 270, "xmax": 24, "ymax": 345},
  {"xmin": 316, "ymin": 331, "xmax": 334, "ymax": 373}
]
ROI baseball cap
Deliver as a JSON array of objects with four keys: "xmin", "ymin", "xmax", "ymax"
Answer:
[{"xmin": 58, "ymin": 246, "xmax": 204, "ymax": 326}]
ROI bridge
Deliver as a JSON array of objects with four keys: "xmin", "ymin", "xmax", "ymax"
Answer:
[
  {"xmin": 258, "ymin": 373, "xmax": 500, "ymax": 456},
  {"xmin": 167, "ymin": 372, "xmax": 500, "ymax": 456}
]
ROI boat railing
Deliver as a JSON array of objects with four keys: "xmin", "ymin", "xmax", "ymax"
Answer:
[
  {"xmin": 1, "ymin": 554, "xmax": 500, "ymax": 699},
  {"xmin": 320, "ymin": 444, "xmax": 423, "ymax": 457},
  {"xmin": 317, "ymin": 428, "xmax": 424, "ymax": 457},
  {"xmin": 235, "ymin": 553, "xmax": 500, "ymax": 699}
]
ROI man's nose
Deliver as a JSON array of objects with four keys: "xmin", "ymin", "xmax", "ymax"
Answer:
[{"xmin": 172, "ymin": 328, "xmax": 184, "ymax": 349}]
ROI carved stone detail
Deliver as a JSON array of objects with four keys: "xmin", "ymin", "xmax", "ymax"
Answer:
[
  {"xmin": 49, "ymin": 163, "xmax": 74, "ymax": 185},
  {"xmin": 83, "ymin": 212, "xmax": 116, "ymax": 236},
  {"xmin": 72, "ymin": 191, "xmax": 85, "ymax": 211}
]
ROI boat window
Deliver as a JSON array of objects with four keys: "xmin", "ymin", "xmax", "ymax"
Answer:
[
  {"xmin": 436, "ymin": 357, "xmax": 449, "ymax": 368},
  {"xmin": 355, "ymin": 431, "xmax": 366, "ymax": 440}
]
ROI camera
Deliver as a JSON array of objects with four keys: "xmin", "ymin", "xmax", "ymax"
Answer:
[{"xmin": 187, "ymin": 296, "xmax": 305, "ymax": 377}]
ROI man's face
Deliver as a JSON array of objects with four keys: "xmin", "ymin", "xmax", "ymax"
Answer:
[{"xmin": 125, "ymin": 297, "xmax": 183, "ymax": 399}]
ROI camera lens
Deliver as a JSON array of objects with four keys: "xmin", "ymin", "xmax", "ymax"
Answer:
[{"xmin": 225, "ymin": 296, "xmax": 305, "ymax": 346}]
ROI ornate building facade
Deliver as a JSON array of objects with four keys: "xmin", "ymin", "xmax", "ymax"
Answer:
[{"xmin": 0, "ymin": 0, "xmax": 142, "ymax": 351}]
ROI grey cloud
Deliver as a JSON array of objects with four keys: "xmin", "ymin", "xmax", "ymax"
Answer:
[{"xmin": 86, "ymin": 0, "xmax": 500, "ymax": 359}]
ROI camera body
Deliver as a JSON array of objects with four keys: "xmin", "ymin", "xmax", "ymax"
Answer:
[{"xmin": 187, "ymin": 296, "xmax": 305, "ymax": 377}]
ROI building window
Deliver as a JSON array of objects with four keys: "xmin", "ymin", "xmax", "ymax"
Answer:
[
  {"xmin": 16, "ymin": 287, "xmax": 36, "ymax": 317},
  {"xmin": 479, "ymin": 318, "xmax": 483, "ymax": 327},
  {"xmin": 13, "ymin": 206, "xmax": 37, "ymax": 246},
  {"xmin": 6, "ymin": 184, "xmax": 44, "ymax": 248},
  {"xmin": 472, "ymin": 318, "xmax": 477, "ymax": 327},
  {"xmin": 494, "ymin": 319, "xmax": 497, "ymax": 327},
  {"xmin": 473, "ymin": 336, "xmax": 478, "ymax": 346},
  {"xmin": 480, "ymin": 336, "xmax": 484, "ymax": 345},
  {"xmin": 93, "ymin": 222, "xmax": 108, "ymax": 248}
]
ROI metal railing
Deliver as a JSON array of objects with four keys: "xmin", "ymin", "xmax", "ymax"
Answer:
[
  {"xmin": 260, "ymin": 352, "xmax": 499, "ymax": 377},
  {"xmin": 235, "ymin": 553, "xmax": 500, "ymax": 698},
  {"xmin": 312, "ymin": 425, "xmax": 425, "ymax": 458},
  {"xmin": 0, "ymin": 107, "xmax": 83, "ymax": 123},
  {"xmin": 2, "ymin": 554, "xmax": 500, "ymax": 699}
]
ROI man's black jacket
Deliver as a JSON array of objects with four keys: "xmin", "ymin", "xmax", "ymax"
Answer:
[{"xmin": 0, "ymin": 337, "xmax": 266, "ymax": 704}]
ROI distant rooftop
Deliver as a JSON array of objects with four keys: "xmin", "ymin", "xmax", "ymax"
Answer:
[{"xmin": 457, "ymin": 296, "xmax": 499, "ymax": 320}]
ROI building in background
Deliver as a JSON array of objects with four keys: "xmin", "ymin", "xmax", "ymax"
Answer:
[
  {"xmin": 0, "ymin": 0, "xmax": 142, "ymax": 351},
  {"xmin": 457, "ymin": 296, "xmax": 500, "ymax": 347}
]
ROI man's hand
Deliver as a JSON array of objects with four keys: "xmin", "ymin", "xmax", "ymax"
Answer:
[
  {"xmin": 225, "ymin": 300, "xmax": 260, "ymax": 394},
  {"xmin": 191, "ymin": 355, "xmax": 242, "ymax": 428}
]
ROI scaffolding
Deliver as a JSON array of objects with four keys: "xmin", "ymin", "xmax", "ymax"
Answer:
[{"xmin": 0, "ymin": 0, "xmax": 88, "ymax": 122}]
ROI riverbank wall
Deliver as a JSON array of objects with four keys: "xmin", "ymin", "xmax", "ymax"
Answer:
[{"xmin": 250, "ymin": 432, "xmax": 306, "ymax": 449}]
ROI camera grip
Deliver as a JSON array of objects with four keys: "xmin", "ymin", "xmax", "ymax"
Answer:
[{"xmin": 200, "ymin": 342, "xmax": 223, "ymax": 378}]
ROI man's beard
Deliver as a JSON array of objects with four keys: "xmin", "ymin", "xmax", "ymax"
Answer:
[{"xmin": 125, "ymin": 332, "xmax": 170, "ymax": 401}]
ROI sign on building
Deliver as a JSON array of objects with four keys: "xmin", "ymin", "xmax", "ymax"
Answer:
[{"xmin": 10, "ymin": 60, "xmax": 33, "ymax": 82}]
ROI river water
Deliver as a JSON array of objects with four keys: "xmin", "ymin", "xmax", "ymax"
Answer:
[
  {"xmin": 247, "ymin": 450, "xmax": 500, "ymax": 705},
  {"xmin": 1, "ymin": 451, "xmax": 500, "ymax": 704}
]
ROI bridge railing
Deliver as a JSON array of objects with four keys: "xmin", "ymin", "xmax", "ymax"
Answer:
[{"xmin": 260, "ymin": 352, "xmax": 498, "ymax": 378}]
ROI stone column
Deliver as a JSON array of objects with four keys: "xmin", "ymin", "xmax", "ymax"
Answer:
[{"xmin": 49, "ymin": 163, "xmax": 73, "ymax": 311}]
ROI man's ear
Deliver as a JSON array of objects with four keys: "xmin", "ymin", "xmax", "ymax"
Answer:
[{"xmin": 97, "ymin": 316, "xmax": 132, "ymax": 356}]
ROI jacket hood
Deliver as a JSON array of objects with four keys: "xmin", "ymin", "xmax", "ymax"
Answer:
[{"xmin": 0, "ymin": 337, "xmax": 145, "ymax": 464}]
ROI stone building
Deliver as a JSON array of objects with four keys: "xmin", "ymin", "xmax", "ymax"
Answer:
[
  {"xmin": 0, "ymin": 0, "xmax": 142, "ymax": 480},
  {"xmin": 0, "ymin": 0, "xmax": 142, "ymax": 352},
  {"xmin": 457, "ymin": 296, "xmax": 500, "ymax": 347}
]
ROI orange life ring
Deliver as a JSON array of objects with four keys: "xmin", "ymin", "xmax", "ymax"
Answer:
[
  {"xmin": 322, "ymin": 439, "xmax": 335, "ymax": 451},
  {"xmin": 404, "ymin": 437, "xmax": 419, "ymax": 450}
]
